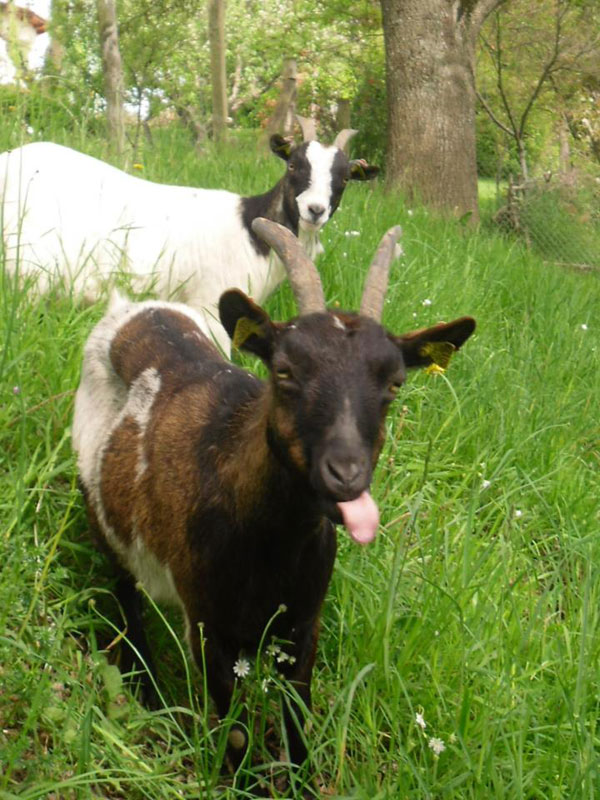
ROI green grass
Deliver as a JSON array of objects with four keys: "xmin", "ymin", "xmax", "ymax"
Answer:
[{"xmin": 1, "ymin": 127, "xmax": 599, "ymax": 799}]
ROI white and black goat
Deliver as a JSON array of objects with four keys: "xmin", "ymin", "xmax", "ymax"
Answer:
[
  {"xmin": 1, "ymin": 119, "xmax": 377, "ymax": 351},
  {"xmin": 72, "ymin": 218, "xmax": 475, "ymax": 775}
]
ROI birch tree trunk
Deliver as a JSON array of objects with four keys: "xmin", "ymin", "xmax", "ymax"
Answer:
[
  {"xmin": 97, "ymin": 0, "xmax": 125, "ymax": 157},
  {"xmin": 381, "ymin": 0, "xmax": 505, "ymax": 223},
  {"xmin": 208, "ymin": 0, "xmax": 227, "ymax": 142}
]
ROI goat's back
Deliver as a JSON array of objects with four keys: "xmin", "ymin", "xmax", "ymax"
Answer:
[{"xmin": 1, "ymin": 143, "xmax": 268, "ymax": 340}]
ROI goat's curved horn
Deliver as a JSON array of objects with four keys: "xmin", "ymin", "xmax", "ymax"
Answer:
[
  {"xmin": 296, "ymin": 114, "xmax": 317, "ymax": 142},
  {"xmin": 360, "ymin": 226, "xmax": 403, "ymax": 321},
  {"xmin": 333, "ymin": 129, "xmax": 358, "ymax": 151},
  {"xmin": 252, "ymin": 218, "xmax": 326, "ymax": 315}
]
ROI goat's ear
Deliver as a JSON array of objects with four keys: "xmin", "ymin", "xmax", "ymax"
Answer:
[
  {"xmin": 349, "ymin": 159, "xmax": 380, "ymax": 181},
  {"xmin": 219, "ymin": 289, "xmax": 278, "ymax": 362},
  {"xmin": 270, "ymin": 134, "xmax": 293, "ymax": 161},
  {"xmin": 393, "ymin": 317, "xmax": 476, "ymax": 370}
]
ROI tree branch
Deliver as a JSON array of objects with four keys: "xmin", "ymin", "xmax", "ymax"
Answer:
[
  {"xmin": 476, "ymin": 90, "xmax": 513, "ymax": 137},
  {"xmin": 516, "ymin": 0, "xmax": 567, "ymax": 139},
  {"xmin": 480, "ymin": 16, "xmax": 519, "ymax": 139}
]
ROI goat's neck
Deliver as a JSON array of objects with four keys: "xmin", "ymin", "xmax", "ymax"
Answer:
[
  {"xmin": 242, "ymin": 181, "xmax": 322, "ymax": 303},
  {"xmin": 220, "ymin": 388, "xmax": 321, "ymax": 532},
  {"xmin": 243, "ymin": 179, "xmax": 293, "ymax": 239}
]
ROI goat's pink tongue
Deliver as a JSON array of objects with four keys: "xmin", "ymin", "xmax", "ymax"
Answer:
[{"xmin": 337, "ymin": 491, "xmax": 379, "ymax": 545}]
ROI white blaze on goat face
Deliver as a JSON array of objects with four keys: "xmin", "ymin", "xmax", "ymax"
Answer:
[{"xmin": 296, "ymin": 142, "xmax": 339, "ymax": 232}]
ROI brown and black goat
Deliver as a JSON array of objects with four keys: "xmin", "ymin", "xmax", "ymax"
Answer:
[{"xmin": 72, "ymin": 218, "xmax": 475, "ymax": 776}]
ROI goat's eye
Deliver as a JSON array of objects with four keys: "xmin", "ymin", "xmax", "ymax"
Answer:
[
  {"xmin": 288, "ymin": 163, "xmax": 295, "ymax": 173},
  {"xmin": 276, "ymin": 368, "xmax": 292, "ymax": 380}
]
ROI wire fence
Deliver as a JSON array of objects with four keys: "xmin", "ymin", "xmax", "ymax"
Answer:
[{"xmin": 493, "ymin": 173, "xmax": 600, "ymax": 271}]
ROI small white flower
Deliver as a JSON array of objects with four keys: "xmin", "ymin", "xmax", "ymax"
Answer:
[
  {"xmin": 415, "ymin": 712, "xmax": 427, "ymax": 730},
  {"xmin": 481, "ymin": 479, "xmax": 491, "ymax": 489},
  {"xmin": 407, "ymin": 209, "xmax": 414, "ymax": 217},
  {"xmin": 233, "ymin": 658, "xmax": 250, "ymax": 679},
  {"xmin": 428, "ymin": 736, "xmax": 446, "ymax": 755},
  {"xmin": 344, "ymin": 230, "xmax": 360, "ymax": 237},
  {"xmin": 422, "ymin": 298, "xmax": 432, "ymax": 307},
  {"xmin": 266, "ymin": 643, "xmax": 281, "ymax": 658},
  {"xmin": 288, "ymin": 655, "xmax": 296, "ymax": 665},
  {"xmin": 26, "ymin": 125, "xmax": 34, "ymax": 135},
  {"xmin": 261, "ymin": 678, "xmax": 271, "ymax": 693},
  {"xmin": 581, "ymin": 323, "xmax": 588, "ymax": 331},
  {"xmin": 514, "ymin": 509, "xmax": 523, "ymax": 518},
  {"xmin": 276, "ymin": 651, "xmax": 289, "ymax": 663}
]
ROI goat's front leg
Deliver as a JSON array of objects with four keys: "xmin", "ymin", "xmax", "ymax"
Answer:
[
  {"xmin": 187, "ymin": 621, "xmax": 249, "ymax": 770},
  {"xmin": 279, "ymin": 623, "xmax": 320, "ymax": 768}
]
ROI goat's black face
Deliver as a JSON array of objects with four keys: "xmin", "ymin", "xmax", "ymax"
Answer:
[
  {"xmin": 219, "ymin": 288, "xmax": 475, "ymax": 543},
  {"xmin": 220, "ymin": 293, "xmax": 398, "ymax": 542},
  {"xmin": 269, "ymin": 313, "xmax": 403, "ymax": 502},
  {"xmin": 270, "ymin": 135, "xmax": 379, "ymax": 234}
]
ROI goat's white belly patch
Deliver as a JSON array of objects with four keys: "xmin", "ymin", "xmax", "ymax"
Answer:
[
  {"xmin": 131, "ymin": 538, "xmax": 180, "ymax": 606},
  {"xmin": 125, "ymin": 531, "xmax": 180, "ymax": 606}
]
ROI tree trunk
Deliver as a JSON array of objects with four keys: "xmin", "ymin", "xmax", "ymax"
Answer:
[
  {"xmin": 558, "ymin": 115, "xmax": 572, "ymax": 175},
  {"xmin": 43, "ymin": 0, "xmax": 63, "ymax": 79},
  {"xmin": 517, "ymin": 137, "xmax": 528, "ymax": 182},
  {"xmin": 97, "ymin": 0, "xmax": 125, "ymax": 157},
  {"xmin": 208, "ymin": 0, "xmax": 227, "ymax": 143},
  {"xmin": 336, "ymin": 98, "xmax": 351, "ymax": 151},
  {"xmin": 381, "ymin": 0, "xmax": 502, "ymax": 223},
  {"xmin": 265, "ymin": 57, "xmax": 297, "ymax": 137},
  {"xmin": 44, "ymin": 32, "xmax": 64, "ymax": 77}
]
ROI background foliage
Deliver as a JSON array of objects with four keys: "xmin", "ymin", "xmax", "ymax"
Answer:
[{"xmin": 2, "ymin": 0, "xmax": 596, "ymax": 268}]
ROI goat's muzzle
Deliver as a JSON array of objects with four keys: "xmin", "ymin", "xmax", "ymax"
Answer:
[
  {"xmin": 307, "ymin": 203, "xmax": 326, "ymax": 223},
  {"xmin": 315, "ymin": 449, "xmax": 379, "ymax": 545}
]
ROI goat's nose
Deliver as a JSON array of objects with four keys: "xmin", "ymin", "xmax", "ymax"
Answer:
[
  {"xmin": 308, "ymin": 203, "xmax": 326, "ymax": 220},
  {"xmin": 323, "ymin": 457, "xmax": 362, "ymax": 494}
]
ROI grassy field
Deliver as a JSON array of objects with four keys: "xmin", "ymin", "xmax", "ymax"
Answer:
[{"xmin": 1, "ymin": 128, "xmax": 599, "ymax": 799}]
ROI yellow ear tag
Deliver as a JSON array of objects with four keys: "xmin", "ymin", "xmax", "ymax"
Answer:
[
  {"xmin": 419, "ymin": 341, "xmax": 456, "ymax": 373},
  {"xmin": 350, "ymin": 162, "xmax": 366, "ymax": 180},
  {"xmin": 233, "ymin": 317, "xmax": 263, "ymax": 350},
  {"xmin": 425, "ymin": 363, "xmax": 446, "ymax": 376}
]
